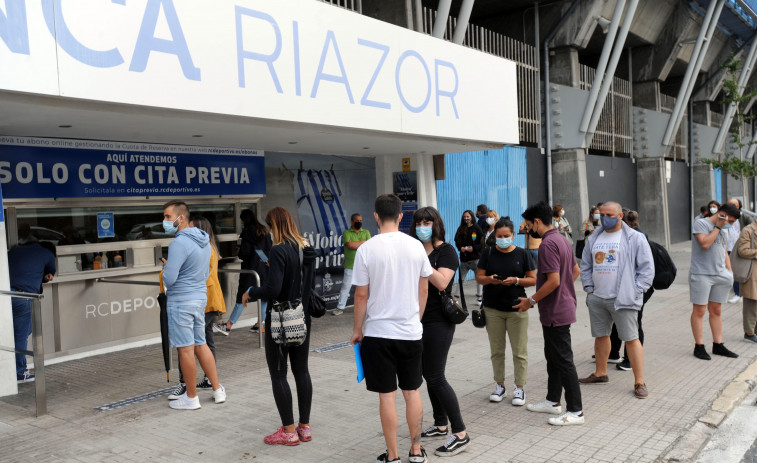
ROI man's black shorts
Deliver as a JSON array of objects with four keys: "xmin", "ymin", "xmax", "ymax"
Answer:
[{"xmin": 361, "ymin": 336, "xmax": 423, "ymax": 393}]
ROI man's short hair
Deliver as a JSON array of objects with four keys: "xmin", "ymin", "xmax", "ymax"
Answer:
[
  {"xmin": 476, "ymin": 204, "xmax": 488, "ymax": 215},
  {"xmin": 375, "ymin": 194, "xmax": 402, "ymax": 222},
  {"xmin": 728, "ymin": 198, "xmax": 743, "ymax": 209},
  {"xmin": 700, "ymin": 206, "xmax": 708, "ymax": 214},
  {"xmin": 603, "ymin": 201, "xmax": 623, "ymax": 214},
  {"xmin": 719, "ymin": 203, "xmax": 741, "ymax": 219},
  {"xmin": 522, "ymin": 201, "xmax": 552, "ymax": 224},
  {"xmin": 350, "ymin": 213, "xmax": 362, "ymax": 222},
  {"xmin": 163, "ymin": 200, "xmax": 190, "ymax": 219}
]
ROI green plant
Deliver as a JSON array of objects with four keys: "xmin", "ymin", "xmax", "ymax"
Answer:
[{"xmin": 700, "ymin": 55, "xmax": 757, "ymax": 180}]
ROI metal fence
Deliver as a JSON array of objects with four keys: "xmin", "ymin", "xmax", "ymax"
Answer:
[
  {"xmin": 318, "ymin": 0, "xmax": 361, "ymax": 12},
  {"xmin": 578, "ymin": 65, "xmax": 632, "ymax": 156},
  {"xmin": 420, "ymin": 8, "xmax": 541, "ymax": 146}
]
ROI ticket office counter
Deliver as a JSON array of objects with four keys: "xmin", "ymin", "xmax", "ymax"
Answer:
[{"xmin": 4, "ymin": 197, "xmax": 261, "ymax": 359}]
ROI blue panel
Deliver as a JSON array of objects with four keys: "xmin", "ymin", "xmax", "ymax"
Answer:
[
  {"xmin": 714, "ymin": 167, "xmax": 723, "ymax": 202},
  {"xmin": 436, "ymin": 147, "xmax": 528, "ymax": 280}
]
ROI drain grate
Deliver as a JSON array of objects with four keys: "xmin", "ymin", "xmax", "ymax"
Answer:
[
  {"xmin": 311, "ymin": 341, "xmax": 351, "ymax": 354},
  {"xmin": 94, "ymin": 386, "xmax": 175, "ymax": 411}
]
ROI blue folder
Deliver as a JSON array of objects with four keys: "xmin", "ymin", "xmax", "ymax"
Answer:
[{"xmin": 354, "ymin": 343, "xmax": 365, "ymax": 383}]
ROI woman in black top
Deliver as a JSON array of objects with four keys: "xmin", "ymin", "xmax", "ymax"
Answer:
[
  {"xmin": 411, "ymin": 207, "xmax": 471, "ymax": 457},
  {"xmin": 221, "ymin": 208, "xmax": 272, "ymax": 334},
  {"xmin": 242, "ymin": 207, "xmax": 316, "ymax": 447},
  {"xmin": 453, "ymin": 210, "xmax": 484, "ymax": 304},
  {"xmin": 475, "ymin": 217, "xmax": 536, "ymax": 406}
]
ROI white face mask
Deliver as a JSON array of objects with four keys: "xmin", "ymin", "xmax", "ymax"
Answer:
[
  {"xmin": 560, "ymin": 210, "xmax": 565, "ymax": 216},
  {"xmin": 486, "ymin": 217, "xmax": 496, "ymax": 226},
  {"xmin": 709, "ymin": 207, "xmax": 718, "ymax": 215}
]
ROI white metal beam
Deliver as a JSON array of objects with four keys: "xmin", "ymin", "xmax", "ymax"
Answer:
[
  {"xmin": 451, "ymin": 0, "xmax": 475, "ymax": 44},
  {"xmin": 712, "ymin": 39, "xmax": 757, "ymax": 154},
  {"xmin": 433, "ymin": 0, "xmax": 452, "ymax": 38}
]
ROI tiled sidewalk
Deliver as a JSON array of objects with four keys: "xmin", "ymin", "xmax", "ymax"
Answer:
[{"xmin": 1, "ymin": 241, "xmax": 755, "ymax": 462}]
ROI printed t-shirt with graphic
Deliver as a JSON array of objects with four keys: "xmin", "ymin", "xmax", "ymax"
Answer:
[
  {"xmin": 478, "ymin": 246, "xmax": 535, "ymax": 311},
  {"xmin": 352, "ymin": 231, "xmax": 433, "ymax": 340},
  {"xmin": 342, "ymin": 228, "xmax": 371, "ymax": 270},
  {"xmin": 691, "ymin": 217, "xmax": 729, "ymax": 276},
  {"xmin": 590, "ymin": 229, "xmax": 622, "ymax": 299}
]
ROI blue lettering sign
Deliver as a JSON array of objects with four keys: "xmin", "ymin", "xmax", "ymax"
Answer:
[
  {"xmin": 0, "ymin": 0, "xmax": 29, "ymax": 54},
  {"xmin": 358, "ymin": 38, "xmax": 391, "ymax": 110},
  {"xmin": 434, "ymin": 59, "xmax": 459, "ymax": 119},
  {"xmin": 293, "ymin": 20, "xmax": 301, "ymax": 96},
  {"xmin": 395, "ymin": 50, "xmax": 430, "ymax": 113},
  {"xmin": 43, "ymin": 0, "xmax": 125, "ymax": 68},
  {"xmin": 0, "ymin": 146, "xmax": 265, "ymax": 198},
  {"xmin": 235, "ymin": 7, "xmax": 282, "ymax": 92},
  {"xmin": 311, "ymin": 30, "xmax": 354, "ymax": 104},
  {"xmin": 129, "ymin": 0, "xmax": 200, "ymax": 81}
]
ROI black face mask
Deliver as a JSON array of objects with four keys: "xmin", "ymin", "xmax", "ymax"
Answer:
[
  {"xmin": 529, "ymin": 228, "xmax": 541, "ymax": 239},
  {"xmin": 354, "ymin": 222, "xmax": 362, "ymax": 230}
]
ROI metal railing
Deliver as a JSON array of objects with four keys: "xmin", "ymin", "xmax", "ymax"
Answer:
[
  {"xmin": 579, "ymin": 64, "xmax": 633, "ymax": 156},
  {"xmin": 0, "ymin": 290, "xmax": 46, "ymax": 416},
  {"xmin": 420, "ymin": 7, "xmax": 541, "ymax": 146},
  {"xmin": 318, "ymin": 0, "xmax": 361, "ymax": 13}
]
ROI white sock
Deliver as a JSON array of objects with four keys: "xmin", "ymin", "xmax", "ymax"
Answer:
[{"xmin": 546, "ymin": 399, "xmax": 558, "ymax": 406}]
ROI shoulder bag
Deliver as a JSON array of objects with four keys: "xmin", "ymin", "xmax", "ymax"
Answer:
[
  {"xmin": 270, "ymin": 246, "xmax": 308, "ymax": 346},
  {"xmin": 732, "ymin": 229, "xmax": 755, "ymax": 284},
  {"xmin": 434, "ymin": 244, "xmax": 468, "ymax": 324}
]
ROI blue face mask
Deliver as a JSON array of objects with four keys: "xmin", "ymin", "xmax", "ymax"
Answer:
[
  {"xmin": 593, "ymin": 213, "xmax": 600, "ymax": 221},
  {"xmin": 163, "ymin": 219, "xmax": 179, "ymax": 235},
  {"xmin": 722, "ymin": 223, "xmax": 731, "ymax": 230},
  {"xmin": 496, "ymin": 237, "xmax": 513, "ymax": 249},
  {"xmin": 416, "ymin": 226, "xmax": 432, "ymax": 242},
  {"xmin": 600, "ymin": 216, "xmax": 619, "ymax": 230}
]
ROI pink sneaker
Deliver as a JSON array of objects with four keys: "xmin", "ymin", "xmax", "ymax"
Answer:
[
  {"xmin": 296, "ymin": 424, "xmax": 312, "ymax": 442},
  {"xmin": 263, "ymin": 427, "xmax": 300, "ymax": 446}
]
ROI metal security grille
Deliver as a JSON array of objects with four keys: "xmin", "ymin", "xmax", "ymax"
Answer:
[
  {"xmin": 318, "ymin": 0, "xmax": 361, "ymax": 12},
  {"xmin": 579, "ymin": 64, "xmax": 633, "ymax": 157},
  {"xmin": 420, "ymin": 8, "xmax": 541, "ymax": 146},
  {"xmin": 659, "ymin": 93, "xmax": 687, "ymax": 161}
]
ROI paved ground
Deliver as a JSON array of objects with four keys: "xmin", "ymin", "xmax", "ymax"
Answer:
[{"xmin": 2, "ymin": 241, "xmax": 757, "ymax": 462}]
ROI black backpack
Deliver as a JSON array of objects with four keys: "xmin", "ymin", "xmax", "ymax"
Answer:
[{"xmin": 648, "ymin": 240, "xmax": 676, "ymax": 290}]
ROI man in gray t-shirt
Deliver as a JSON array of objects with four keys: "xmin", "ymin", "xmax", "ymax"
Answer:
[{"xmin": 689, "ymin": 203, "xmax": 740, "ymax": 361}]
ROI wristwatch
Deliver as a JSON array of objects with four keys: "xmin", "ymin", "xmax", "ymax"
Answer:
[
  {"xmin": 515, "ymin": 277, "xmax": 520, "ymax": 286},
  {"xmin": 528, "ymin": 296, "xmax": 537, "ymax": 307}
]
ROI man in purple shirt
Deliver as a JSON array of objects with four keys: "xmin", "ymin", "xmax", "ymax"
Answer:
[{"xmin": 514, "ymin": 201, "xmax": 584, "ymax": 426}]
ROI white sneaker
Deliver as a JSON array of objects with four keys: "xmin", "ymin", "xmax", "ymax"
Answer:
[
  {"xmin": 168, "ymin": 392, "xmax": 201, "ymax": 410},
  {"xmin": 511, "ymin": 387, "xmax": 525, "ymax": 406},
  {"xmin": 213, "ymin": 385, "xmax": 226, "ymax": 404},
  {"xmin": 489, "ymin": 384, "xmax": 506, "ymax": 402},
  {"xmin": 526, "ymin": 400, "xmax": 562, "ymax": 415},
  {"xmin": 548, "ymin": 411, "xmax": 585, "ymax": 426},
  {"xmin": 729, "ymin": 295, "xmax": 742, "ymax": 304},
  {"xmin": 331, "ymin": 309, "xmax": 345, "ymax": 316}
]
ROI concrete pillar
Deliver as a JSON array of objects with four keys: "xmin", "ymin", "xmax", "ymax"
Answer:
[
  {"xmin": 693, "ymin": 101, "xmax": 711, "ymax": 126},
  {"xmin": 551, "ymin": 149, "xmax": 589, "ymax": 240},
  {"xmin": 692, "ymin": 163, "xmax": 715, "ymax": 217},
  {"xmin": 632, "ymin": 81, "xmax": 661, "ymax": 112},
  {"xmin": 416, "ymin": 153, "xmax": 438, "ymax": 209},
  {"xmin": 0, "ymin": 187, "xmax": 16, "ymax": 397},
  {"xmin": 636, "ymin": 158, "xmax": 670, "ymax": 247},
  {"xmin": 361, "ymin": 0, "xmax": 411, "ymax": 29},
  {"xmin": 549, "ymin": 47, "xmax": 580, "ymax": 88}
]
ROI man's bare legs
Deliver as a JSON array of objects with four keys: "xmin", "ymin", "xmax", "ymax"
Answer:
[
  {"xmin": 379, "ymin": 392, "xmax": 399, "ymax": 460},
  {"xmin": 402, "ymin": 389, "xmax": 423, "ymax": 455},
  {"xmin": 691, "ymin": 302, "xmax": 723, "ymax": 344},
  {"xmin": 625, "ymin": 339, "xmax": 644, "ymax": 385},
  {"xmin": 194, "ymin": 344, "xmax": 221, "ymax": 390},
  {"xmin": 177, "ymin": 346, "xmax": 197, "ymax": 397},
  {"xmin": 691, "ymin": 304, "xmax": 707, "ymax": 344},
  {"xmin": 592, "ymin": 336, "xmax": 611, "ymax": 376}
]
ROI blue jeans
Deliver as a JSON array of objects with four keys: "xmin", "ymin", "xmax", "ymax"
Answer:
[
  {"xmin": 229, "ymin": 300, "xmax": 268, "ymax": 324},
  {"xmin": 12, "ymin": 298, "xmax": 32, "ymax": 377},
  {"xmin": 528, "ymin": 249, "xmax": 539, "ymax": 267}
]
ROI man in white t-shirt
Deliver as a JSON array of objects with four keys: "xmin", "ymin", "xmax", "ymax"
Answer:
[
  {"xmin": 579, "ymin": 202, "xmax": 654, "ymax": 399},
  {"xmin": 351, "ymin": 194, "xmax": 433, "ymax": 463}
]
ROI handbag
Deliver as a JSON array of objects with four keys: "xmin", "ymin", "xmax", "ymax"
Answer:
[
  {"xmin": 471, "ymin": 307, "xmax": 486, "ymax": 327},
  {"xmin": 433, "ymin": 245, "xmax": 468, "ymax": 324},
  {"xmin": 270, "ymin": 245, "xmax": 309, "ymax": 346},
  {"xmin": 732, "ymin": 229, "xmax": 755, "ymax": 284}
]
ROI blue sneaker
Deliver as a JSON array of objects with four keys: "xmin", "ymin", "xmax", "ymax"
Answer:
[{"xmin": 17, "ymin": 370, "xmax": 35, "ymax": 384}]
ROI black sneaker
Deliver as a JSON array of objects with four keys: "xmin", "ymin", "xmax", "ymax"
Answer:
[
  {"xmin": 435, "ymin": 434, "xmax": 471, "ymax": 457},
  {"xmin": 196, "ymin": 377, "xmax": 212, "ymax": 389},
  {"xmin": 421, "ymin": 425, "xmax": 448, "ymax": 437},
  {"xmin": 712, "ymin": 343, "xmax": 739, "ymax": 358},
  {"xmin": 375, "ymin": 451, "xmax": 400, "ymax": 463},
  {"xmin": 694, "ymin": 344, "xmax": 711, "ymax": 360},
  {"xmin": 167, "ymin": 382, "xmax": 186, "ymax": 400},
  {"xmin": 409, "ymin": 447, "xmax": 428, "ymax": 463},
  {"xmin": 250, "ymin": 323, "xmax": 259, "ymax": 333},
  {"xmin": 16, "ymin": 370, "xmax": 35, "ymax": 384},
  {"xmin": 616, "ymin": 359, "xmax": 632, "ymax": 371}
]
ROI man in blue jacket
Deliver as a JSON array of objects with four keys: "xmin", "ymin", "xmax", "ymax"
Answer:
[
  {"xmin": 161, "ymin": 200, "xmax": 225, "ymax": 410},
  {"xmin": 578, "ymin": 202, "xmax": 654, "ymax": 399},
  {"xmin": 8, "ymin": 239, "xmax": 56, "ymax": 383}
]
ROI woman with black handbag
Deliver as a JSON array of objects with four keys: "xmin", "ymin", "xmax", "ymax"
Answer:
[
  {"xmin": 475, "ymin": 217, "xmax": 536, "ymax": 406},
  {"xmin": 242, "ymin": 207, "xmax": 316, "ymax": 446},
  {"xmin": 410, "ymin": 207, "xmax": 471, "ymax": 457}
]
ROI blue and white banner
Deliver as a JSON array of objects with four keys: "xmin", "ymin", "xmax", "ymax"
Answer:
[{"xmin": 0, "ymin": 137, "xmax": 265, "ymax": 198}]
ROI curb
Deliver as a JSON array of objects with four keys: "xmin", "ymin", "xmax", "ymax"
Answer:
[{"xmin": 661, "ymin": 357, "xmax": 757, "ymax": 461}]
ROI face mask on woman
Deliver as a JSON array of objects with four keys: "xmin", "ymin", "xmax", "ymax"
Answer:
[
  {"xmin": 593, "ymin": 213, "xmax": 600, "ymax": 221},
  {"xmin": 486, "ymin": 217, "xmax": 496, "ymax": 226},
  {"xmin": 710, "ymin": 207, "xmax": 718, "ymax": 215},
  {"xmin": 415, "ymin": 226, "xmax": 432, "ymax": 242},
  {"xmin": 496, "ymin": 237, "xmax": 513, "ymax": 249},
  {"xmin": 560, "ymin": 210, "xmax": 565, "ymax": 216}
]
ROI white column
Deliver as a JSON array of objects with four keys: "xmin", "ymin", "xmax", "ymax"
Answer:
[{"xmin": 0, "ymin": 187, "xmax": 18, "ymax": 397}]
